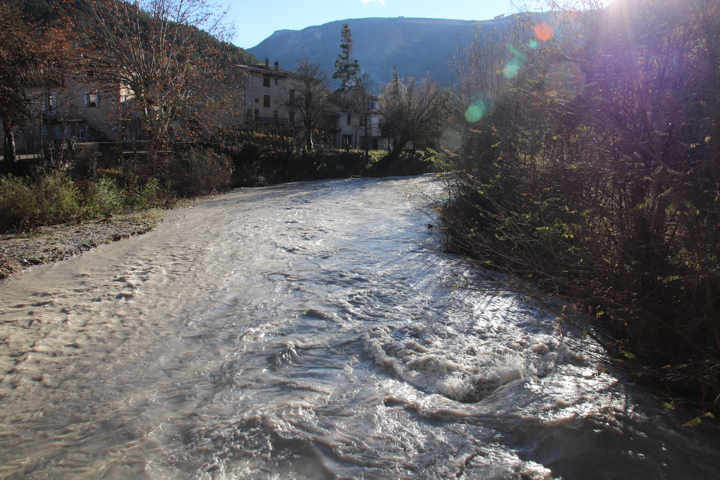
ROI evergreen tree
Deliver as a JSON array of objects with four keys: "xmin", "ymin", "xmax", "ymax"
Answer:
[{"xmin": 332, "ymin": 23, "xmax": 361, "ymax": 90}]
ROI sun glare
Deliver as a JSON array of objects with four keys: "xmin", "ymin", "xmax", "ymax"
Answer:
[{"xmin": 534, "ymin": 22, "xmax": 554, "ymax": 42}]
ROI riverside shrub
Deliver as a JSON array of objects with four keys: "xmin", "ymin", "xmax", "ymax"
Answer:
[
  {"xmin": 0, "ymin": 171, "xmax": 169, "ymax": 233},
  {"xmin": 0, "ymin": 171, "xmax": 82, "ymax": 232},
  {"xmin": 442, "ymin": 0, "xmax": 720, "ymax": 411},
  {"xmin": 167, "ymin": 148, "xmax": 232, "ymax": 197}
]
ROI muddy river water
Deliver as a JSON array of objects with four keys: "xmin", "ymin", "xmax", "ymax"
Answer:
[{"xmin": 1, "ymin": 175, "xmax": 719, "ymax": 479}]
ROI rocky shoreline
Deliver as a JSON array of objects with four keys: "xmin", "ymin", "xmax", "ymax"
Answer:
[{"xmin": 0, "ymin": 215, "xmax": 159, "ymax": 280}]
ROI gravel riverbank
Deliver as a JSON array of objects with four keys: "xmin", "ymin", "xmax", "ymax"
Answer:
[{"xmin": 0, "ymin": 214, "xmax": 160, "ymax": 280}]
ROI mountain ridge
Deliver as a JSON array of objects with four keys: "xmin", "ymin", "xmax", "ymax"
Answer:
[{"xmin": 247, "ymin": 15, "xmax": 528, "ymax": 88}]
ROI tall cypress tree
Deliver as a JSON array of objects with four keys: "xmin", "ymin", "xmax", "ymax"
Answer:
[{"xmin": 332, "ymin": 23, "xmax": 360, "ymax": 90}]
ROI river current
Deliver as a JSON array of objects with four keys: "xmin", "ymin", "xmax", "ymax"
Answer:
[{"xmin": 1, "ymin": 175, "xmax": 719, "ymax": 479}]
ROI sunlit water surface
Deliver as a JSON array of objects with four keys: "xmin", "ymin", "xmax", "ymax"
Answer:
[{"xmin": 1, "ymin": 176, "xmax": 719, "ymax": 479}]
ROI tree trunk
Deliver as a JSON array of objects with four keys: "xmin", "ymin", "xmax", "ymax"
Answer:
[
  {"xmin": 2, "ymin": 116, "xmax": 17, "ymax": 165},
  {"xmin": 388, "ymin": 136, "xmax": 408, "ymax": 160},
  {"xmin": 304, "ymin": 121, "xmax": 314, "ymax": 151}
]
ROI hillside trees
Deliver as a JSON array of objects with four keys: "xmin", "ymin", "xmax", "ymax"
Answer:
[
  {"xmin": 332, "ymin": 23, "xmax": 361, "ymax": 91},
  {"xmin": 441, "ymin": 0, "xmax": 720, "ymax": 410},
  {"xmin": 0, "ymin": 0, "xmax": 69, "ymax": 166}
]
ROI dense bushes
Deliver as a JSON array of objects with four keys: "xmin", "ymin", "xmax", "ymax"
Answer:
[
  {"xmin": 166, "ymin": 147, "xmax": 232, "ymax": 196},
  {"xmin": 225, "ymin": 130, "xmax": 433, "ymax": 187},
  {"xmin": 0, "ymin": 170, "xmax": 168, "ymax": 233},
  {"xmin": 0, "ymin": 171, "xmax": 81, "ymax": 231},
  {"xmin": 441, "ymin": 0, "xmax": 720, "ymax": 411}
]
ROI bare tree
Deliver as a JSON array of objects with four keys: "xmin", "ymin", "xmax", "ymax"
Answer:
[
  {"xmin": 286, "ymin": 57, "xmax": 331, "ymax": 150},
  {"xmin": 378, "ymin": 74, "xmax": 448, "ymax": 158},
  {"xmin": 349, "ymin": 73, "xmax": 376, "ymax": 161},
  {"xmin": 0, "ymin": 0, "xmax": 67, "ymax": 166},
  {"xmin": 79, "ymin": 0, "xmax": 233, "ymax": 165}
]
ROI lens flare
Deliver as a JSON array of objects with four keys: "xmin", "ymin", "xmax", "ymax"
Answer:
[
  {"xmin": 506, "ymin": 45, "xmax": 526, "ymax": 60},
  {"xmin": 534, "ymin": 23, "xmax": 553, "ymax": 42},
  {"xmin": 465, "ymin": 101, "xmax": 487, "ymax": 123},
  {"xmin": 503, "ymin": 59, "xmax": 523, "ymax": 78},
  {"xmin": 503, "ymin": 45, "xmax": 527, "ymax": 78}
]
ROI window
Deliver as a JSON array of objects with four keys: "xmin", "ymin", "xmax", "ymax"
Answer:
[
  {"xmin": 120, "ymin": 94, "xmax": 130, "ymax": 115},
  {"xmin": 254, "ymin": 109, "xmax": 259, "ymax": 121},
  {"xmin": 83, "ymin": 91, "xmax": 99, "ymax": 107},
  {"xmin": 263, "ymin": 75, "xmax": 271, "ymax": 87},
  {"xmin": 246, "ymin": 108, "xmax": 252, "ymax": 118},
  {"xmin": 347, "ymin": 114, "xmax": 352, "ymax": 126},
  {"xmin": 289, "ymin": 111, "xmax": 295, "ymax": 124},
  {"xmin": 46, "ymin": 92, "xmax": 57, "ymax": 111},
  {"xmin": 87, "ymin": 70, "xmax": 94, "ymax": 77},
  {"xmin": 255, "ymin": 97, "xmax": 259, "ymax": 103},
  {"xmin": 263, "ymin": 95, "xmax": 271, "ymax": 108},
  {"xmin": 275, "ymin": 78, "xmax": 279, "ymax": 85},
  {"xmin": 273, "ymin": 110, "xmax": 279, "ymax": 122}
]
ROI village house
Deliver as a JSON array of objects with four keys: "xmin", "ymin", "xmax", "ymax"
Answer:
[
  {"xmin": 236, "ymin": 58, "xmax": 387, "ymax": 150},
  {"xmin": 1, "ymin": 71, "xmax": 137, "ymax": 162},
  {"xmin": 326, "ymin": 89, "xmax": 386, "ymax": 150},
  {"xmin": 2, "ymin": 58, "xmax": 387, "ymax": 162},
  {"xmin": 236, "ymin": 59, "xmax": 296, "ymax": 126}
]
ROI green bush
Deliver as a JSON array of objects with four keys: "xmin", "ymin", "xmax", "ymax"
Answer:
[
  {"xmin": 0, "ymin": 170, "xmax": 170, "ymax": 233},
  {"xmin": 126, "ymin": 178, "xmax": 165, "ymax": 211},
  {"xmin": 0, "ymin": 171, "xmax": 84, "ymax": 232},
  {"xmin": 0, "ymin": 175, "xmax": 40, "ymax": 232},
  {"xmin": 39, "ymin": 171, "xmax": 81, "ymax": 223},
  {"xmin": 83, "ymin": 176, "xmax": 124, "ymax": 217}
]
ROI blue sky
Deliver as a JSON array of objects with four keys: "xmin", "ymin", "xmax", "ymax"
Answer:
[{"xmin": 228, "ymin": 0, "xmax": 524, "ymax": 48}]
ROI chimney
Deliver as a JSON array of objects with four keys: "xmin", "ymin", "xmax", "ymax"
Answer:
[
  {"xmin": 265, "ymin": 58, "xmax": 269, "ymax": 68},
  {"xmin": 274, "ymin": 61, "xmax": 279, "ymax": 71}
]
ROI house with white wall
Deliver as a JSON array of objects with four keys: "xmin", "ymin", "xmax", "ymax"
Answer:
[{"xmin": 326, "ymin": 90, "xmax": 386, "ymax": 150}]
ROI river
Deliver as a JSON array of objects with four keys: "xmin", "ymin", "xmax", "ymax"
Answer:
[{"xmin": 0, "ymin": 175, "xmax": 719, "ymax": 479}]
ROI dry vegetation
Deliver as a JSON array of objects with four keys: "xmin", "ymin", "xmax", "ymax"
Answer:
[{"xmin": 440, "ymin": 0, "xmax": 720, "ymax": 411}]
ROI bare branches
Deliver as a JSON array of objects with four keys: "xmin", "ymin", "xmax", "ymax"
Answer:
[
  {"xmin": 286, "ymin": 57, "xmax": 330, "ymax": 150},
  {"xmin": 78, "ymin": 0, "xmax": 236, "ymax": 152},
  {"xmin": 378, "ymin": 74, "xmax": 448, "ymax": 157},
  {"xmin": 442, "ymin": 0, "xmax": 720, "ymax": 411}
]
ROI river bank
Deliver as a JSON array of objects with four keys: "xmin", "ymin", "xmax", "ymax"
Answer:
[{"xmin": 0, "ymin": 213, "xmax": 160, "ymax": 280}]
